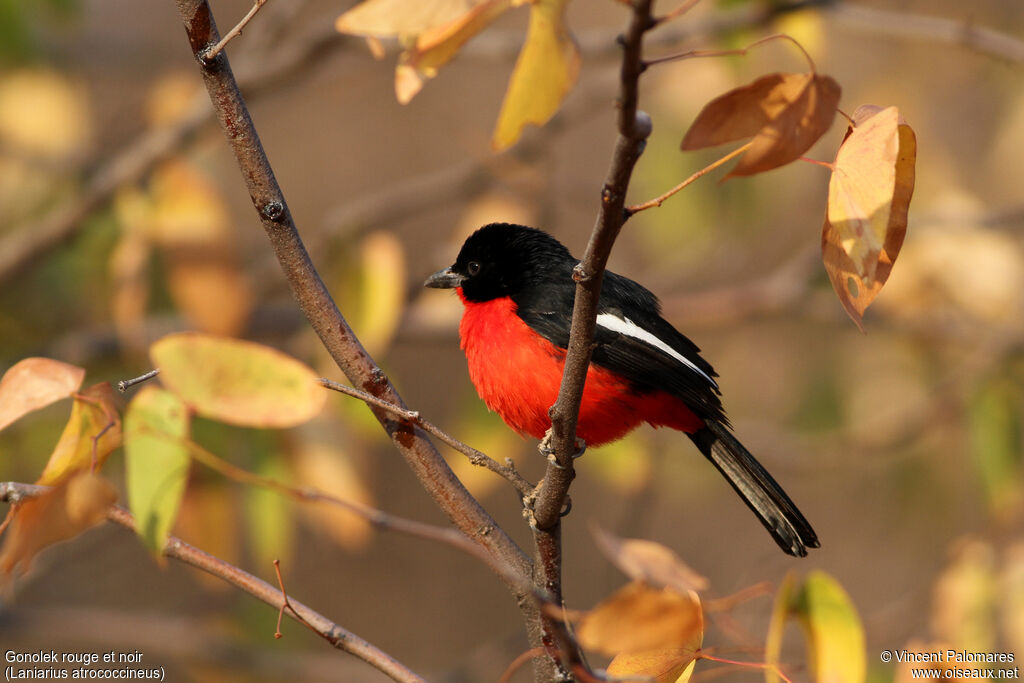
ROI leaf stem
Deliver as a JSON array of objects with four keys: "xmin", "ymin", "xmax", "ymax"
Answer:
[
  {"xmin": 644, "ymin": 32, "xmax": 816, "ymax": 73},
  {"xmin": 626, "ymin": 141, "xmax": 753, "ymax": 215}
]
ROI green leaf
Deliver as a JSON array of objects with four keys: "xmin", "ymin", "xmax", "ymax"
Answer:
[
  {"xmin": 151, "ymin": 332, "xmax": 326, "ymax": 429},
  {"xmin": 969, "ymin": 376, "xmax": 1023, "ymax": 517},
  {"xmin": 125, "ymin": 386, "xmax": 190, "ymax": 558}
]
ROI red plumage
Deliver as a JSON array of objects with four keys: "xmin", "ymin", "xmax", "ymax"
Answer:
[{"xmin": 458, "ymin": 290, "xmax": 702, "ymax": 446}]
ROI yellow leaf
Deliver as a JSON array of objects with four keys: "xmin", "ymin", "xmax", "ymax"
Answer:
[
  {"xmin": 292, "ymin": 441, "xmax": 374, "ymax": 551},
  {"xmin": 0, "ymin": 69, "xmax": 91, "ymax": 159},
  {"xmin": 125, "ymin": 386, "xmax": 190, "ymax": 558},
  {"xmin": 0, "ymin": 358, "xmax": 85, "ymax": 433},
  {"xmin": 335, "ymin": 0, "xmax": 478, "ymax": 39},
  {"xmin": 37, "ymin": 383, "xmax": 122, "ymax": 486},
  {"xmin": 578, "ymin": 582, "xmax": 704, "ymax": 656},
  {"xmin": 606, "ymin": 648, "xmax": 699, "ymax": 683},
  {"xmin": 0, "ymin": 472, "xmax": 117, "ymax": 575},
  {"xmin": 931, "ymin": 538, "xmax": 997, "ymax": 653},
  {"xmin": 398, "ymin": 0, "xmax": 514, "ymax": 104},
  {"xmin": 767, "ymin": 571, "xmax": 866, "ymax": 683},
  {"xmin": 145, "ymin": 72, "xmax": 201, "ymax": 127},
  {"xmin": 492, "ymin": 0, "xmax": 580, "ymax": 151},
  {"xmin": 151, "ymin": 333, "xmax": 326, "ymax": 429},
  {"xmin": 336, "ymin": 231, "xmax": 407, "ymax": 357},
  {"xmin": 823, "ymin": 105, "xmax": 916, "ymax": 328}
]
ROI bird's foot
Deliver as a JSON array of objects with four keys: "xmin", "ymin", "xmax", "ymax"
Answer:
[{"xmin": 539, "ymin": 430, "xmax": 586, "ymax": 470}]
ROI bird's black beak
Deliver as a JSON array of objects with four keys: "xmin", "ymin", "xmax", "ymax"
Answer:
[{"xmin": 424, "ymin": 266, "xmax": 465, "ymax": 289}]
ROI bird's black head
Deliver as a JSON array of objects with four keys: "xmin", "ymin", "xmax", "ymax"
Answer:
[{"xmin": 424, "ymin": 223, "xmax": 573, "ymax": 302}]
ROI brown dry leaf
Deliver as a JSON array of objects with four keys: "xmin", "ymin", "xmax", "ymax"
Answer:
[
  {"xmin": 592, "ymin": 525, "xmax": 708, "ymax": 593},
  {"xmin": 822, "ymin": 105, "xmax": 916, "ymax": 329},
  {"xmin": 0, "ymin": 358, "xmax": 86, "ymax": 433},
  {"xmin": 292, "ymin": 441, "xmax": 374, "ymax": 551},
  {"xmin": 577, "ymin": 582, "xmax": 703, "ymax": 656},
  {"xmin": 397, "ymin": 0, "xmax": 514, "ymax": 104},
  {"xmin": 37, "ymin": 383, "xmax": 122, "ymax": 486},
  {"xmin": 681, "ymin": 72, "xmax": 840, "ymax": 177},
  {"xmin": 491, "ymin": 0, "xmax": 579, "ymax": 151},
  {"xmin": 0, "ymin": 472, "xmax": 117, "ymax": 575},
  {"xmin": 606, "ymin": 648, "xmax": 699, "ymax": 683}
]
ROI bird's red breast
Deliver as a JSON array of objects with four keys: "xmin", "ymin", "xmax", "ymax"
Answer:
[{"xmin": 457, "ymin": 290, "xmax": 703, "ymax": 445}]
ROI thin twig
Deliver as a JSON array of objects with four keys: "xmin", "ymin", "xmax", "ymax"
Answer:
[
  {"xmin": 202, "ymin": 0, "xmax": 269, "ymax": 62},
  {"xmin": 831, "ymin": 2, "xmax": 1024, "ymax": 65},
  {"xmin": 644, "ymin": 32, "xmax": 816, "ymax": 72},
  {"xmin": 625, "ymin": 141, "xmax": 753, "ymax": 215},
  {"xmin": 0, "ymin": 481, "xmax": 425, "ymax": 683},
  {"xmin": 117, "ymin": 368, "xmax": 161, "ymax": 393},
  {"xmin": 318, "ymin": 378, "xmax": 534, "ymax": 498},
  {"xmin": 179, "ymin": 439, "xmax": 539, "ymax": 595},
  {"xmin": 654, "ymin": 0, "xmax": 704, "ymax": 27}
]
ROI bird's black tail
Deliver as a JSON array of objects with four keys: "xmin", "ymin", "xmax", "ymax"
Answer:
[{"xmin": 688, "ymin": 421, "xmax": 819, "ymax": 557}]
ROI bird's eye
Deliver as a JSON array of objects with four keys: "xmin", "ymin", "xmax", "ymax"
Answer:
[{"xmin": 467, "ymin": 261, "xmax": 481, "ymax": 276}]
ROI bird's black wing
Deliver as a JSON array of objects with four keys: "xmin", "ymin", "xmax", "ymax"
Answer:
[{"xmin": 513, "ymin": 269, "xmax": 725, "ymax": 423}]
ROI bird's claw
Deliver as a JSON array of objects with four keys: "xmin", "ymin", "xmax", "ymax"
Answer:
[{"xmin": 539, "ymin": 431, "xmax": 586, "ymax": 470}]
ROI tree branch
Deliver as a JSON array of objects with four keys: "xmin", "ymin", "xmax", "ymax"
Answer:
[
  {"xmin": 318, "ymin": 378, "xmax": 534, "ymax": 498},
  {"xmin": 202, "ymin": 0, "xmax": 269, "ymax": 62},
  {"xmin": 169, "ymin": 0, "xmax": 543, "ymax": 664},
  {"xmin": 0, "ymin": 482, "xmax": 424, "ymax": 683},
  {"xmin": 525, "ymin": 1, "xmax": 656, "ymax": 677},
  {"xmin": 533, "ymin": 0, "xmax": 654, "ymax": 529}
]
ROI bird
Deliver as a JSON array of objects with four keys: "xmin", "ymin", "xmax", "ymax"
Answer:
[{"xmin": 424, "ymin": 222, "xmax": 819, "ymax": 557}]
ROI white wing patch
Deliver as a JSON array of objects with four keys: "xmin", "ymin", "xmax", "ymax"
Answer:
[{"xmin": 596, "ymin": 313, "xmax": 719, "ymax": 389}]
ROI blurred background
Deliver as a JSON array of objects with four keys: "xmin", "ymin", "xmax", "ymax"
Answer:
[{"xmin": 1, "ymin": 0, "xmax": 1022, "ymax": 680}]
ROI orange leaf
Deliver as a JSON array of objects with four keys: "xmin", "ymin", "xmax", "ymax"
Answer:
[
  {"xmin": 0, "ymin": 472, "xmax": 117, "ymax": 575},
  {"xmin": 165, "ymin": 253, "xmax": 253, "ymax": 337},
  {"xmin": 681, "ymin": 72, "xmax": 840, "ymax": 177},
  {"xmin": 0, "ymin": 358, "xmax": 85, "ymax": 433},
  {"xmin": 578, "ymin": 582, "xmax": 704, "ymax": 656},
  {"xmin": 37, "ymin": 383, "xmax": 122, "ymax": 486},
  {"xmin": 592, "ymin": 525, "xmax": 708, "ymax": 593},
  {"xmin": 822, "ymin": 105, "xmax": 916, "ymax": 328}
]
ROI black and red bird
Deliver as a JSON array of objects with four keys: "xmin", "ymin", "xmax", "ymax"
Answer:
[{"xmin": 425, "ymin": 223, "xmax": 819, "ymax": 557}]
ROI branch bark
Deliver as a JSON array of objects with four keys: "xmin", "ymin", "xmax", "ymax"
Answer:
[
  {"xmin": 532, "ymin": 1, "xmax": 654, "ymax": 529},
  {"xmin": 168, "ymin": 0, "xmax": 545, "ymax": 666},
  {"xmin": 525, "ymin": 1, "xmax": 656, "ymax": 676},
  {"xmin": 0, "ymin": 482, "xmax": 423, "ymax": 683}
]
